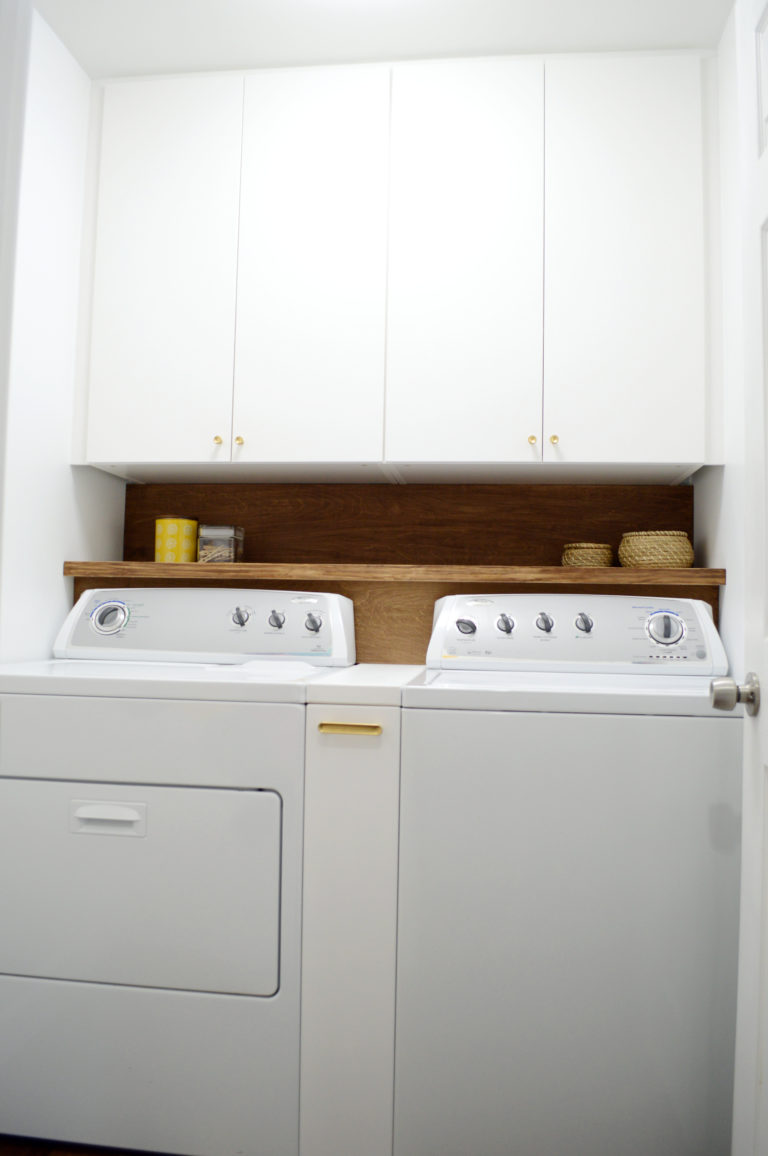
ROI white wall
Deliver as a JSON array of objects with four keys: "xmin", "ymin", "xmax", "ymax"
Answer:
[
  {"xmin": 0, "ymin": 11, "xmax": 125, "ymax": 661},
  {"xmin": 0, "ymin": 0, "xmax": 33, "ymax": 608},
  {"xmin": 693, "ymin": 9, "xmax": 746, "ymax": 676}
]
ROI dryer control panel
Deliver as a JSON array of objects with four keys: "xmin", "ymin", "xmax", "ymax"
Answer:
[
  {"xmin": 427, "ymin": 594, "xmax": 728, "ymax": 675},
  {"xmin": 54, "ymin": 588, "xmax": 356, "ymax": 666}
]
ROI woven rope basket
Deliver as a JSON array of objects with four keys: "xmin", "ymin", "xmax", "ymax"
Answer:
[
  {"xmin": 561, "ymin": 542, "xmax": 613, "ymax": 567},
  {"xmin": 618, "ymin": 531, "xmax": 694, "ymax": 568}
]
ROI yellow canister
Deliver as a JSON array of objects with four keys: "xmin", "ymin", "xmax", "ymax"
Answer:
[{"xmin": 155, "ymin": 516, "xmax": 198, "ymax": 563}]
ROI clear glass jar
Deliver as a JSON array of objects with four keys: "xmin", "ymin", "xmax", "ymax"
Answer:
[{"xmin": 197, "ymin": 525, "xmax": 245, "ymax": 563}]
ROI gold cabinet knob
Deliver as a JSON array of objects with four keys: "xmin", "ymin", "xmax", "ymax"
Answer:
[
  {"xmin": 528, "ymin": 435, "xmax": 537, "ymax": 446},
  {"xmin": 213, "ymin": 435, "xmax": 223, "ymax": 446},
  {"xmin": 549, "ymin": 434, "xmax": 560, "ymax": 446},
  {"xmin": 234, "ymin": 436, "xmax": 244, "ymax": 446}
]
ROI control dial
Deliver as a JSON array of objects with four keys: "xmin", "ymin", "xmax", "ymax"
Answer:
[
  {"xmin": 575, "ymin": 613, "xmax": 593, "ymax": 634},
  {"xmin": 647, "ymin": 611, "xmax": 685, "ymax": 645},
  {"xmin": 497, "ymin": 614, "xmax": 515, "ymax": 634},
  {"xmin": 456, "ymin": 619, "xmax": 477, "ymax": 635},
  {"xmin": 232, "ymin": 606, "xmax": 250, "ymax": 627},
  {"xmin": 536, "ymin": 612, "xmax": 554, "ymax": 633},
  {"xmin": 305, "ymin": 613, "xmax": 323, "ymax": 633},
  {"xmin": 91, "ymin": 600, "xmax": 129, "ymax": 634},
  {"xmin": 268, "ymin": 611, "xmax": 286, "ymax": 629}
]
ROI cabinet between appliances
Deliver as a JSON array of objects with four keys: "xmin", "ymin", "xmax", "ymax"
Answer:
[
  {"xmin": 85, "ymin": 54, "xmax": 709, "ymax": 476},
  {"xmin": 86, "ymin": 68, "xmax": 389, "ymax": 467}
]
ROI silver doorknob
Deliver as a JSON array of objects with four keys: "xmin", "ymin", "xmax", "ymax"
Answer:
[{"xmin": 710, "ymin": 673, "xmax": 760, "ymax": 716}]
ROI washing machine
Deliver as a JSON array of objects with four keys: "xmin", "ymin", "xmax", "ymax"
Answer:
[
  {"xmin": 0, "ymin": 587, "xmax": 354, "ymax": 1156},
  {"xmin": 395, "ymin": 593, "xmax": 742, "ymax": 1156}
]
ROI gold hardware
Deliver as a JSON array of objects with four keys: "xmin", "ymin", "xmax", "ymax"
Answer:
[
  {"xmin": 528, "ymin": 435, "xmax": 537, "ymax": 446},
  {"xmin": 213, "ymin": 435, "xmax": 223, "ymax": 446},
  {"xmin": 549, "ymin": 434, "xmax": 560, "ymax": 446},
  {"xmin": 318, "ymin": 722, "xmax": 383, "ymax": 736},
  {"xmin": 234, "ymin": 436, "xmax": 245, "ymax": 446}
]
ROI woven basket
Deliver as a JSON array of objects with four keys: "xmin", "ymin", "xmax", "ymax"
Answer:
[
  {"xmin": 618, "ymin": 531, "xmax": 694, "ymax": 568},
  {"xmin": 561, "ymin": 542, "xmax": 613, "ymax": 567}
]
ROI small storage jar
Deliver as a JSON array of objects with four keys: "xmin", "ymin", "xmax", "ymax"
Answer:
[{"xmin": 197, "ymin": 525, "xmax": 245, "ymax": 563}]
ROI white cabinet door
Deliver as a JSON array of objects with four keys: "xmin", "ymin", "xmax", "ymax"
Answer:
[
  {"xmin": 543, "ymin": 55, "xmax": 707, "ymax": 464},
  {"xmin": 233, "ymin": 67, "xmax": 390, "ymax": 463},
  {"xmin": 385, "ymin": 59, "xmax": 545, "ymax": 464},
  {"xmin": 301, "ymin": 704, "xmax": 401, "ymax": 1156},
  {"xmin": 87, "ymin": 76, "xmax": 242, "ymax": 464}
]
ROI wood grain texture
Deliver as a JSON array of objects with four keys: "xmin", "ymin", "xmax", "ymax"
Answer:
[
  {"xmin": 123, "ymin": 483, "xmax": 694, "ymax": 565},
  {"xmin": 65, "ymin": 562, "xmax": 725, "ymax": 587}
]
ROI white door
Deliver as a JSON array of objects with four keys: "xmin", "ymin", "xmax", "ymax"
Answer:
[
  {"xmin": 729, "ymin": 2, "xmax": 768, "ymax": 1153},
  {"xmin": 544, "ymin": 55, "xmax": 707, "ymax": 465},
  {"xmin": 234, "ymin": 66, "xmax": 389, "ymax": 464},
  {"xmin": 87, "ymin": 75, "xmax": 243, "ymax": 465},
  {"xmin": 385, "ymin": 58, "xmax": 544, "ymax": 464}
]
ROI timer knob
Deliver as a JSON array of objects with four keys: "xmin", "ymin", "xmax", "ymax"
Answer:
[
  {"xmin": 497, "ymin": 614, "xmax": 515, "ymax": 634},
  {"xmin": 305, "ymin": 613, "xmax": 322, "ymax": 633},
  {"xmin": 91, "ymin": 601, "xmax": 129, "ymax": 634},
  {"xmin": 232, "ymin": 606, "xmax": 250, "ymax": 627},
  {"xmin": 456, "ymin": 619, "xmax": 477, "ymax": 635},
  {"xmin": 575, "ymin": 613, "xmax": 593, "ymax": 634},
  {"xmin": 647, "ymin": 611, "xmax": 685, "ymax": 645},
  {"xmin": 268, "ymin": 611, "xmax": 285, "ymax": 629},
  {"xmin": 536, "ymin": 612, "xmax": 554, "ymax": 633}
]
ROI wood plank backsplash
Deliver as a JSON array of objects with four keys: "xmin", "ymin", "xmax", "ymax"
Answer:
[{"xmin": 123, "ymin": 483, "xmax": 693, "ymax": 565}]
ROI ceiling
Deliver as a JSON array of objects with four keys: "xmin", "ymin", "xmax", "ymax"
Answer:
[{"xmin": 33, "ymin": 0, "xmax": 734, "ymax": 78}]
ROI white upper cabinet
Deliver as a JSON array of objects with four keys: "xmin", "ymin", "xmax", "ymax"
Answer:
[
  {"xmin": 83, "ymin": 54, "xmax": 711, "ymax": 478},
  {"xmin": 233, "ymin": 68, "xmax": 390, "ymax": 464},
  {"xmin": 543, "ymin": 55, "xmax": 707, "ymax": 464},
  {"xmin": 385, "ymin": 59, "xmax": 545, "ymax": 464},
  {"xmin": 86, "ymin": 76, "xmax": 243, "ymax": 464}
]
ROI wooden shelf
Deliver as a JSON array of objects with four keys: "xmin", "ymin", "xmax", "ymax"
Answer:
[
  {"xmin": 64, "ymin": 562, "xmax": 725, "ymax": 664},
  {"xmin": 64, "ymin": 561, "xmax": 726, "ymax": 587}
]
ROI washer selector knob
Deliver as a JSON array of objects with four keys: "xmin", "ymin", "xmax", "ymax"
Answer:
[
  {"xmin": 305, "ymin": 613, "xmax": 323, "ymax": 633},
  {"xmin": 575, "ymin": 612, "xmax": 594, "ymax": 634},
  {"xmin": 536, "ymin": 612, "xmax": 554, "ymax": 633},
  {"xmin": 647, "ymin": 611, "xmax": 685, "ymax": 645},
  {"xmin": 268, "ymin": 610, "xmax": 285, "ymax": 629},
  {"xmin": 497, "ymin": 614, "xmax": 515, "ymax": 634},
  {"xmin": 232, "ymin": 606, "xmax": 250, "ymax": 627},
  {"xmin": 456, "ymin": 619, "xmax": 477, "ymax": 635},
  {"xmin": 91, "ymin": 600, "xmax": 129, "ymax": 634}
]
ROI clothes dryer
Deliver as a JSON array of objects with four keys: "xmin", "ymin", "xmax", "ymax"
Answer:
[{"xmin": 0, "ymin": 587, "xmax": 354, "ymax": 1156}]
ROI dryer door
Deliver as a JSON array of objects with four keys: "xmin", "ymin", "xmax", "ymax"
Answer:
[{"xmin": 0, "ymin": 779, "xmax": 282, "ymax": 995}]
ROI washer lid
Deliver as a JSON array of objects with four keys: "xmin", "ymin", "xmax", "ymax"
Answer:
[{"xmin": 402, "ymin": 668, "xmax": 735, "ymax": 716}]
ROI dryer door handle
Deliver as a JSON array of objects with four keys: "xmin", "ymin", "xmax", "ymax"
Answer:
[
  {"xmin": 70, "ymin": 800, "xmax": 148, "ymax": 836},
  {"xmin": 73, "ymin": 803, "xmax": 144, "ymax": 823}
]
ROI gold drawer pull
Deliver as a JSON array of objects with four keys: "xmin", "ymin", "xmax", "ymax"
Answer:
[{"xmin": 318, "ymin": 722, "xmax": 383, "ymax": 736}]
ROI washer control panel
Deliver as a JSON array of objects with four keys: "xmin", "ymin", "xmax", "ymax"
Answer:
[
  {"xmin": 426, "ymin": 594, "xmax": 728, "ymax": 675},
  {"xmin": 54, "ymin": 588, "xmax": 356, "ymax": 666}
]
